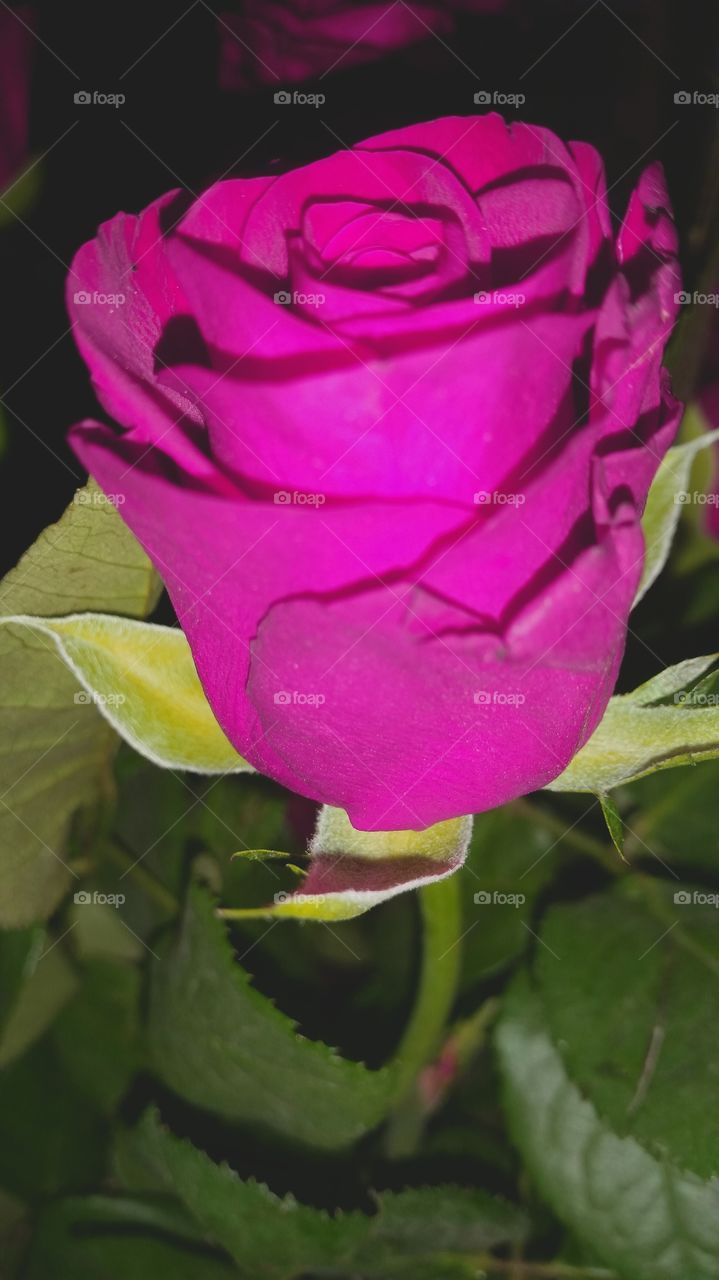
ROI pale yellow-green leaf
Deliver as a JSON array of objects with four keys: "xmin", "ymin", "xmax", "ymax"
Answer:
[
  {"xmin": 221, "ymin": 807, "xmax": 473, "ymax": 922},
  {"xmin": 3, "ymin": 614, "xmax": 252, "ymax": 775},
  {"xmin": 548, "ymin": 654, "xmax": 719, "ymax": 794},
  {"xmin": 635, "ymin": 422, "xmax": 719, "ymax": 605},
  {"xmin": 0, "ymin": 481, "xmax": 160, "ymax": 925}
]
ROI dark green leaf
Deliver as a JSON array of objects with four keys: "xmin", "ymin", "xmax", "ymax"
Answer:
[
  {"xmin": 116, "ymin": 1110, "xmax": 527, "ymax": 1279},
  {"xmin": 147, "ymin": 884, "xmax": 394, "ymax": 1149},
  {"xmin": 52, "ymin": 959, "xmax": 143, "ymax": 1112},
  {"xmin": 598, "ymin": 794, "xmax": 624, "ymax": 860},
  {"xmin": 25, "ymin": 1195, "xmax": 238, "ymax": 1280},
  {"xmin": 458, "ymin": 803, "xmax": 560, "ymax": 987},
  {"xmin": 0, "ymin": 931, "xmax": 77, "ymax": 1067},
  {"xmin": 0, "ymin": 1039, "xmax": 106, "ymax": 1198},
  {"xmin": 496, "ymin": 884, "xmax": 719, "ymax": 1279},
  {"xmin": 537, "ymin": 884, "xmax": 719, "ymax": 1178},
  {"xmin": 0, "ymin": 926, "xmax": 45, "ymax": 1038}
]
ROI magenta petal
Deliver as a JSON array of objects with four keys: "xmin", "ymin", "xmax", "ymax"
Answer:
[
  {"xmin": 246, "ymin": 522, "xmax": 640, "ymax": 830},
  {"xmin": 66, "ymin": 116, "xmax": 682, "ymax": 830}
]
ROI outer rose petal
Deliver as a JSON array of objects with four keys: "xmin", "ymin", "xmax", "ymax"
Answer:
[
  {"xmin": 246, "ymin": 520, "xmax": 641, "ymax": 830},
  {"xmin": 66, "ymin": 192, "xmax": 216, "ymax": 477},
  {"xmin": 68, "ymin": 419, "xmax": 472, "ymax": 812}
]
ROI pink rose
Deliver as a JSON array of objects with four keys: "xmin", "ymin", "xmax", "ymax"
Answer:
[
  {"xmin": 0, "ymin": 7, "xmax": 34, "ymax": 195},
  {"xmin": 67, "ymin": 113, "xmax": 681, "ymax": 831},
  {"xmin": 218, "ymin": 1, "xmax": 455, "ymax": 90}
]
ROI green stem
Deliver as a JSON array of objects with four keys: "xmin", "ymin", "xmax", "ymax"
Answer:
[{"xmin": 384, "ymin": 872, "xmax": 462, "ymax": 1157}]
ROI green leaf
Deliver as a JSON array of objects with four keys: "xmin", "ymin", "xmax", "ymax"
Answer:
[
  {"xmin": 0, "ymin": 926, "xmax": 45, "ymax": 1037},
  {"xmin": 222, "ymin": 806, "xmax": 473, "ymax": 921},
  {"xmin": 116, "ymin": 1112, "xmax": 366, "ymax": 1277},
  {"xmin": 147, "ymin": 884, "xmax": 394, "ymax": 1149},
  {"xmin": 496, "ymin": 885, "xmax": 719, "ymax": 1279},
  {"xmin": 0, "ymin": 930, "xmax": 77, "ymax": 1068},
  {"xmin": 52, "ymin": 959, "xmax": 142, "ymax": 1112},
  {"xmin": 635, "ymin": 424, "xmax": 719, "ymax": 605},
  {"xmin": 457, "ymin": 803, "xmax": 562, "ymax": 987},
  {"xmin": 0, "ymin": 481, "xmax": 159, "ymax": 925},
  {"xmin": 0, "ymin": 1038, "xmax": 106, "ymax": 1198},
  {"xmin": 633, "ymin": 759, "xmax": 719, "ymax": 875},
  {"xmin": 3, "ymin": 614, "xmax": 252, "ymax": 775},
  {"xmin": 598, "ymin": 793, "xmax": 624, "ymax": 859},
  {"xmin": 547, "ymin": 653, "xmax": 719, "ymax": 795},
  {"xmin": 115, "ymin": 1109, "xmax": 527, "ymax": 1279},
  {"xmin": 26, "ymin": 1195, "xmax": 238, "ymax": 1280}
]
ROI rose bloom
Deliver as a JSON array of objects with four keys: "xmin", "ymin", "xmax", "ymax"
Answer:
[
  {"xmin": 218, "ymin": 0, "xmax": 456, "ymax": 90},
  {"xmin": 0, "ymin": 7, "xmax": 34, "ymax": 194},
  {"xmin": 68, "ymin": 113, "xmax": 680, "ymax": 831}
]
